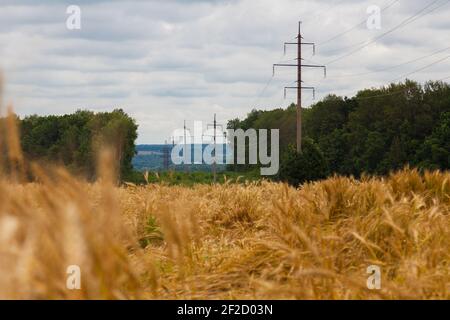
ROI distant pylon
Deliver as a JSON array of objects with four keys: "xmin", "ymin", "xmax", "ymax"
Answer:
[{"xmin": 162, "ymin": 140, "xmax": 170, "ymax": 171}]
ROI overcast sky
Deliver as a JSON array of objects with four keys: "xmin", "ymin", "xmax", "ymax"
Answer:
[{"xmin": 1, "ymin": 0, "xmax": 449, "ymax": 143}]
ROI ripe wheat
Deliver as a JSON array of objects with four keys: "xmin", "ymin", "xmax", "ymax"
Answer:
[{"xmin": 0, "ymin": 100, "xmax": 448, "ymax": 299}]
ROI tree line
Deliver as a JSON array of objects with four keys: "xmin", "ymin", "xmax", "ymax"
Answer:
[
  {"xmin": 228, "ymin": 80, "xmax": 450, "ymax": 184},
  {"xmin": 10, "ymin": 109, "xmax": 138, "ymax": 180}
]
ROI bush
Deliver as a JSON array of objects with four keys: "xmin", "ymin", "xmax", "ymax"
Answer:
[{"xmin": 279, "ymin": 138, "xmax": 329, "ymax": 186}]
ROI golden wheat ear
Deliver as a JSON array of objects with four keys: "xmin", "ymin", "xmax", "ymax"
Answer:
[
  {"xmin": 0, "ymin": 73, "xmax": 3, "ymax": 177},
  {"xmin": 5, "ymin": 105, "xmax": 25, "ymax": 183},
  {"xmin": 143, "ymin": 170, "xmax": 149, "ymax": 184}
]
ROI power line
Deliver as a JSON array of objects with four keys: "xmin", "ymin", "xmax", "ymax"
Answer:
[
  {"xmin": 251, "ymin": 1, "xmax": 351, "ymax": 109},
  {"xmin": 304, "ymin": 0, "xmax": 450, "ymax": 99},
  {"xmin": 326, "ymin": 0, "xmax": 448, "ymax": 65},
  {"xmin": 252, "ymin": 76, "xmax": 274, "ymax": 108},
  {"xmin": 254, "ymin": 1, "xmax": 449, "ymax": 120},
  {"xmin": 302, "ymin": 0, "xmax": 347, "ymax": 26},
  {"xmin": 321, "ymin": 1, "xmax": 405, "ymax": 54},
  {"xmin": 390, "ymin": 54, "xmax": 450, "ymax": 82},
  {"xmin": 249, "ymin": 34, "xmax": 300, "ymax": 109},
  {"xmin": 328, "ymin": 45, "xmax": 450, "ymax": 79},
  {"xmin": 318, "ymin": 0, "xmax": 401, "ymax": 46}
]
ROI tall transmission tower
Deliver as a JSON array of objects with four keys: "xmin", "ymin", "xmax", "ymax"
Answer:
[{"xmin": 273, "ymin": 22, "xmax": 326, "ymax": 153}]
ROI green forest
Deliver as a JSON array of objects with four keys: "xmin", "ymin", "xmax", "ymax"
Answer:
[
  {"xmin": 17, "ymin": 109, "xmax": 138, "ymax": 180},
  {"xmin": 5, "ymin": 79, "xmax": 449, "ymax": 185},
  {"xmin": 229, "ymin": 80, "xmax": 450, "ymax": 184}
]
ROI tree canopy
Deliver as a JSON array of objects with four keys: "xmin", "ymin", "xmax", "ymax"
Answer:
[
  {"xmin": 229, "ymin": 80, "xmax": 450, "ymax": 181},
  {"xmin": 19, "ymin": 109, "xmax": 138, "ymax": 180}
]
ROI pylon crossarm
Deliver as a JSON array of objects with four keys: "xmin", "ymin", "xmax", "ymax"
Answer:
[
  {"xmin": 301, "ymin": 42, "xmax": 316, "ymax": 55},
  {"xmin": 300, "ymin": 64, "xmax": 324, "ymax": 68},
  {"xmin": 284, "ymin": 42, "xmax": 297, "ymax": 55},
  {"xmin": 301, "ymin": 87, "xmax": 316, "ymax": 100},
  {"xmin": 273, "ymin": 63, "xmax": 299, "ymax": 76},
  {"xmin": 284, "ymin": 86, "xmax": 298, "ymax": 99},
  {"xmin": 300, "ymin": 64, "xmax": 327, "ymax": 78}
]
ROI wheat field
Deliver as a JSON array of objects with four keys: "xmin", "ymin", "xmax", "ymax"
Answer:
[{"xmin": 0, "ymin": 108, "xmax": 449, "ymax": 300}]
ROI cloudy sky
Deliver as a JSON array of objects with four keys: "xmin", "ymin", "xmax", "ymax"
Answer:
[{"xmin": 1, "ymin": 0, "xmax": 449, "ymax": 143}]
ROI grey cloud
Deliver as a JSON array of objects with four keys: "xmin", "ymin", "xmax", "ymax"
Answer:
[{"xmin": 0, "ymin": 0, "xmax": 449, "ymax": 143}]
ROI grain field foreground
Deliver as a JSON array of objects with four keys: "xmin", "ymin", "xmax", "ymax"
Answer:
[
  {"xmin": 122, "ymin": 171, "xmax": 449, "ymax": 299},
  {"xmin": 3, "ymin": 161, "xmax": 448, "ymax": 299},
  {"xmin": 0, "ymin": 108, "xmax": 448, "ymax": 299}
]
